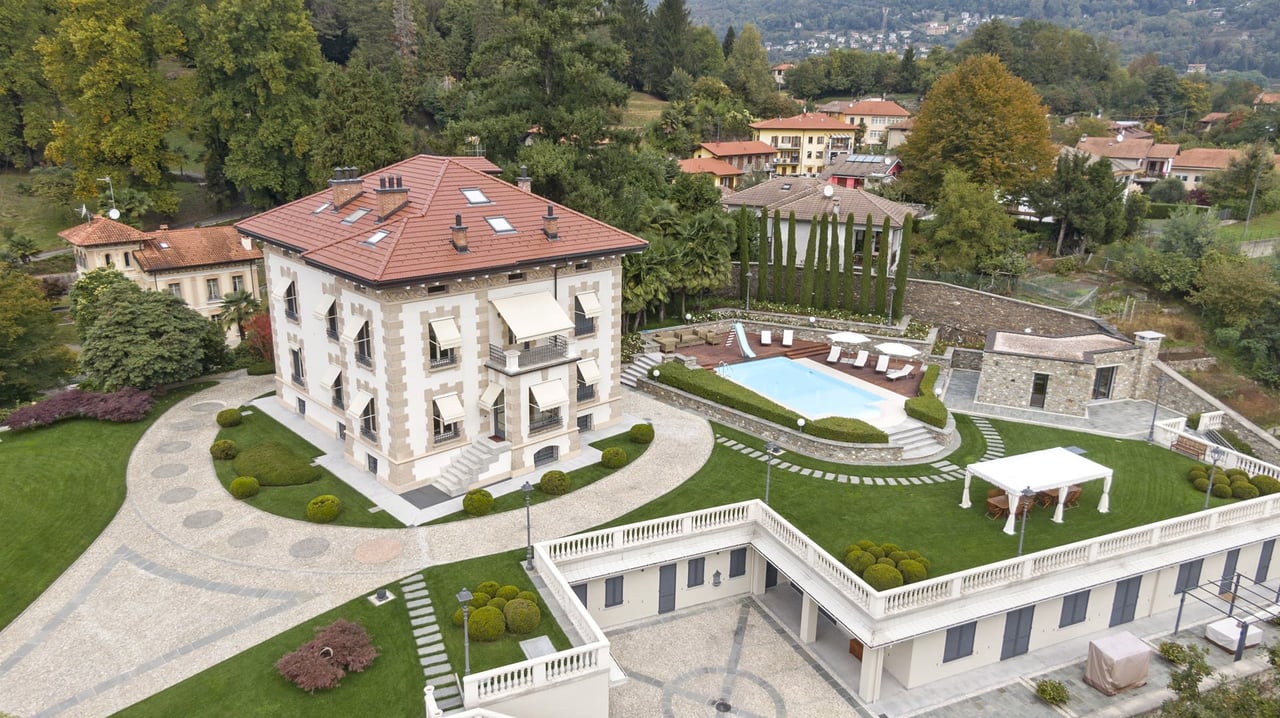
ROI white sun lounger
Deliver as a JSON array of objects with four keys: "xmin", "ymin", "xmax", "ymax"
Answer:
[
  {"xmin": 781, "ymin": 329, "xmax": 794, "ymax": 347},
  {"xmin": 826, "ymin": 346, "xmax": 841, "ymax": 363},
  {"xmin": 761, "ymin": 330, "xmax": 772, "ymax": 345},
  {"xmin": 887, "ymin": 364, "xmax": 915, "ymax": 381},
  {"xmin": 874, "ymin": 355, "xmax": 890, "ymax": 373},
  {"xmin": 852, "ymin": 350, "xmax": 869, "ymax": 368}
]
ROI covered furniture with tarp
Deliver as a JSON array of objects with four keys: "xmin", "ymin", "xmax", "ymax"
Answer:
[
  {"xmin": 1084, "ymin": 630, "xmax": 1151, "ymax": 696},
  {"xmin": 960, "ymin": 447, "xmax": 1114, "ymax": 535}
]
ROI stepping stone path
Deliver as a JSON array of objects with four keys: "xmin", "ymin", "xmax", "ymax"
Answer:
[
  {"xmin": 398, "ymin": 574, "xmax": 463, "ymax": 713},
  {"xmin": 712, "ymin": 416, "xmax": 1007, "ymax": 487}
]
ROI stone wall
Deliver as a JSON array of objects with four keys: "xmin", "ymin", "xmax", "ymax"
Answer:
[
  {"xmin": 950, "ymin": 347, "xmax": 984, "ymax": 371},
  {"xmin": 974, "ymin": 348, "xmax": 1142, "ymax": 417},
  {"xmin": 1145, "ymin": 366, "xmax": 1280, "ymax": 465}
]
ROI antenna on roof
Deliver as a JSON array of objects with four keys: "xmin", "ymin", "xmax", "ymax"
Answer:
[
  {"xmin": 96, "ymin": 176, "xmax": 117, "ymax": 218},
  {"xmin": 77, "ymin": 204, "xmax": 89, "ymax": 220}
]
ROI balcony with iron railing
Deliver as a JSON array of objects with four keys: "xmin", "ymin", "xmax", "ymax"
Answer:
[
  {"xmin": 433, "ymin": 426, "xmax": 460, "ymax": 443},
  {"xmin": 488, "ymin": 335, "xmax": 571, "ymax": 373}
]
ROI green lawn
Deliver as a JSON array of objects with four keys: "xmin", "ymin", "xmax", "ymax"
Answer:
[
  {"xmin": 619, "ymin": 91, "xmax": 667, "ymax": 129},
  {"xmin": 426, "ymin": 432, "xmax": 651, "ymax": 524},
  {"xmin": 595, "ymin": 417, "xmax": 1208, "ymax": 575},
  {"xmin": 0, "ymin": 171, "xmax": 80, "ymax": 250},
  {"xmin": 120, "ymin": 551, "xmax": 569, "ymax": 716},
  {"xmin": 0, "ymin": 382, "xmax": 213, "ymax": 629},
  {"xmin": 116, "ymin": 580, "xmax": 423, "ymax": 718},
  {"xmin": 1217, "ymin": 210, "xmax": 1280, "ymax": 242},
  {"xmin": 214, "ymin": 409, "xmax": 404, "ymax": 529}
]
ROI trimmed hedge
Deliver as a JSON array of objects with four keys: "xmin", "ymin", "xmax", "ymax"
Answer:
[
  {"xmin": 216, "ymin": 408, "xmax": 243, "ymax": 428},
  {"xmin": 628, "ymin": 422, "xmax": 654, "ymax": 444},
  {"xmin": 247, "ymin": 361, "xmax": 275, "ymax": 376},
  {"xmin": 210, "ymin": 439, "xmax": 239, "ymax": 460},
  {"xmin": 232, "ymin": 442, "xmax": 321, "ymax": 486},
  {"xmin": 229, "ymin": 476, "xmax": 260, "ymax": 499},
  {"xmin": 539, "ymin": 470, "xmax": 572, "ymax": 495},
  {"xmin": 906, "ymin": 365, "xmax": 949, "ymax": 428},
  {"xmin": 806, "ymin": 416, "xmax": 888, "ymax": 444},
  {"xmin": 463, "ymin": 489, "xmax": 494, "ymax": 516},
  {"xmin": 306, "ymin": 494, "xmax": 341, "ymax": 523}
]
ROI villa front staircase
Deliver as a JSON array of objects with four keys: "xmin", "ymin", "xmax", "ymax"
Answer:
[
  {"xmin": 620, "ymin": 352, "xmax": 663, "ymax": 388},
  {"xmin": 435, "ymin": 436, "xmax": 510, "ymax": 497},
  {"xmin": 889, "ymin": 423, "xmax": 945, "ymax": 460}
]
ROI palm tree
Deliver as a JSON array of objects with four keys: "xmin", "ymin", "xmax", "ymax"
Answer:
[
  {"xmin": 218, "ymin": 290, "xmax": 261, "ymax": 340},
  {"xmin": 623, "ymin": 246, "xmax": 674, "ymax": 331}
]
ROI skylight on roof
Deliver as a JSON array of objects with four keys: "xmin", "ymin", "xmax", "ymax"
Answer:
[
  {"xmin": 312, "ymin": 202, "xmax": 331, "ymax": 214},
  {"xmin": 158, "ymin": 242, "xmax": 170, "ymax": 249},
  {"xmin": 341, "ymin": 208, "xmax": 370, "ymax": 225},
  {"xmin": 461, "ymin": 188, "xmax": 491, "ymax": 205},
  {"xmin": 485, "ymin": 216, "xmax": 515, "ymax": 234},
  {"xmin": 781, "ymin": 183, "xmax": 792, "ymax": 190},
  {"xmin": 362, "ymin": 230, "xmax": 389, "ymax": 246}
]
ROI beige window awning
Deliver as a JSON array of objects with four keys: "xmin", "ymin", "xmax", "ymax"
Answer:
[
  {"xmin": 313, "ymin": 300, "xmax": 333, "ymax": 320},
  {"xmin": 433, "ymin": 393, "xmax": 465, "ymax": 424},
  {"xmin": 341, "ymin": 319, "xmax": 364, "ymax": 343},
  {"xmin": 320, "ymin": 366, "xmax": 342, "ymax": 388},
  {"xmin": 492, "ymin": 292, "xmax": 573, "ymax": 343},
  {"xmin": 429, "ymin": 317, "xmax": 462, "ymax": 350},
  {"xmin": 577, "ymin": 358, "xmax": 601, "ymax": 384},
  {"xmin": 350, "ymin": 390, "xmax": 375, "ymax": 415},
  {"xmin": 575, "ymin": 291, "xmax": 601, "ymax": 318},
  {"xmin": 271, "ymin": 281, "xmax": 290, "ymax": 300},
  {"xmin": 479, "ymin": 382, "xmax": 503, "ymax": 408},
  {"xmin": 529, "ymin": 379, "xmax": 567, "ymax": 410}
]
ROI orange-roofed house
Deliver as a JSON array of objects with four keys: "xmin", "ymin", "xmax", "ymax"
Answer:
[
  {"xmin": 813, "ymin": 98, "xmax": 912, "ymax": 148},
  {"xmin": 1171, "ymin": 147, "xmax": 1280, "ymax": 191},
  {"xmin": 678, "ymin": 157, "xmax": 744, "ymax": 190},
  {"xmin": 750, "ymin": 112, "xmax": 855, "ymax": 176},
  {"xmin": 1072, "ymin": 134, "xmax": 1179, "ymax": 188},
  {"xmin": 692, "ymin": 140, "xmax": 777, "ymax": 175},
  {"xmin": 58, "ymin": 217, "xmax": 264, "ymax": 341},
  {"xmin": 234, "ymin": 155, "xmax": 647, "ymax": 495}
]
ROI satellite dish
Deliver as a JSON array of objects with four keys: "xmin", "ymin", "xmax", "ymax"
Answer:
[
  {"xmin": 108, "ymin": 208, "xmax": 121, "ymax": 220},
  {"xmin": 77, "ymin": 204, "xmax": 89, "ymax": 219},
  {"xmin": 1115, "ymin": 133, "xmax": 1124, "ymax": 142},
  {"xmin": 822, "ymin": 184, "xmax": 834, "ymax": 198}
]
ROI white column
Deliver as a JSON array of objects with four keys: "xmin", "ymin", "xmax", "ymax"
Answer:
[
  {"xmin": 858, "ymin": 645, "xmax": 885, "ymax": 702},
  {"xmin": 1052, "ymin": 486, "xmax": 1066, "ymax": 524},
  {"xmin": 750, "ymin": 551, "xmax": 768, "ymax": 596},
  {"xmin": 800, "ymin": 592, "xmax": 818, "ymax": 644},
  {"xmin": 1003, "ymin": 490, "xmax": 1018, "ymax": 535},
  {"xmin": 960, "ymin": 471, "xmax": 972, "ymax": 508},
  {"xmin": 1099, "ymin": 473, "xmax": 1112, "ymax": 513}
]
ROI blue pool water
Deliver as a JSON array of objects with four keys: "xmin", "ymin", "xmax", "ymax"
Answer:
[{"xmin": 715, "ymin": 356, "xmax": 884, "ymax": 420}]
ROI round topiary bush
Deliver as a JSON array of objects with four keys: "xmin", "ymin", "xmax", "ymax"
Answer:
[
  {"xmin": 539, "ymin": 470, "xmax": 571, "ymax": 495},
  {"xmin": 487, "ymin": 597, "xmax": 508, "ymax": 611},
  {"xmin": 880, "ymin": 543, "xmax": 901, "ymax": 554},
  {"xmin": 1212, "ymin": 483, "xmax": 1233, "ymax": 498},
  {"xmin": 898, "ymin": 559, "xmax": 928, "ymax": 584},
  {"xmin": 855, "ymin": 539, "xmax": 876, "ymax": 551},
  {"xmin": 600, "ymin": 447, "xmax": 628, "ymax": 469},
  {"xmin": 1252, "ymin": 475, "xmax": 1280, "ymax": 496},
  {"xmin": 888, "ymin": 551, "xmax": 910, "ymax": 564},
  {"xmin": 216, "ymin": 408, "xmax": 243, "ymax": 428},
  {"xmin": 905, "ymin": 550, "xmax": 923, "ymax": 561},
  {"xmin": 1233, "ymin": 483, "xmax": 1260, "ymax": 499},
  {"xmin": 863, "ymin": 563, "xmax": 905, "ymax": 591},
  {"xmin": 469, "ymin": 592, "xmax": 493, "ymax": 609},
  {"xmin": 867, "ymin": 546, "xmax": 885, "ymax": 559},
  {"xmin": 516, "ymin": 590, "xmax": 539, "ymax": 605},
  {"xmin": 452, "ymin": 607, "xmax": 465, "ymax": 626},
  {"xmin": 1188, "ymin": 467, "xmax": 1207, "ymax": 480},
  {"xmin": 209, "ymin": 439, "xmax": 238, "ymax": 460},
  {"xmin": 306, "ymin": 494, "xmax": 341, "ymax": 523},
  {"xmin": 477, "ymin": 580, "xmax": 501, "ymax": 597},
  {"xmin": 1193, "ymin": 477, "xmax": 1210, "ymax": 492},
  {"xmin": 845, "ymin": 550, "xmax": 876, "ymax": 574},
  {"xmin": 463, "ymin": 489, "xmax": 494, "ymax": 516},
  {"xmin": 496, "ymin": 585, "xmax": 520, "ymax": 601},
  {"xmin": 916, "ymin": 557, "xmax": 931, "ymax": 571},
  {"xmin": 468, "ymin": 606, "xmax": 506, "ymax": 642},
  {"xmin": 229, "ymin": 475, "xmax": 259, "ymax": 499},
  {"xmin": 1226, "ymin": 468, "xmax": 1249, "ymax": 481},
  {"xmin": 628, "ymin": 422, "xmax": 654, "ymax": 444},
  {"xmin": 876, "ymin": 557, "xmax": 896, "ymax": 567},
  {"xmin": 1212, "ymin": 473, "xmax": 1231, "ymax": 486},
  {"xmin": 503, "ymin": 598, "xmax": 542, "ymax": 634}
]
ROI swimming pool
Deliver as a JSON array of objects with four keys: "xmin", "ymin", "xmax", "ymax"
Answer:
[{"xmin": 715, "ymin": 356, "xmax": 890, "ymax": 421}]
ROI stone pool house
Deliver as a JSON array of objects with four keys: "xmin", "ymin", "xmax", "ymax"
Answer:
[{"xmin": 234, "ymin": 155, "xmax": 647, "ymax": 494}]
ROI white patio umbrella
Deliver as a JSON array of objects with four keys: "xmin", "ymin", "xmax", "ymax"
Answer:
[
  {"xmin": 828, "ymin": 331, "xmax": 870, "ymax": 345},
  {"xmin": 875, "ymin": 341, "xmax": 920, "ymax": 357}
]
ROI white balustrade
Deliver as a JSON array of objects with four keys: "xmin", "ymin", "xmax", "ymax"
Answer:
[{"xmin": 464, "ymin": 642, "xmax": 608, "ymax": 706}]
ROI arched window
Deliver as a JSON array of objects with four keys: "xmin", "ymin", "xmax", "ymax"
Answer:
[{"xmin": 355, "ymin": 322, "xmax": 373, "ymax": 366}]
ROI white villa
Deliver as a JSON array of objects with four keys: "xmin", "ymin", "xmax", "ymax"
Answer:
[{"xmin": 235, "ymin": 156, "xmax": 647, "ymax": 495}]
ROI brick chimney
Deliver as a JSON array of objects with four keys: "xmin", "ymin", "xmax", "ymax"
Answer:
[
  {"xmin": 542, "ymin": 203, "xmax": 559, "ymax": 241},
  {"xmin": 451, "ymin": 213, "xmax": 469, "ymax": 253},
  {"xmin": 517, "ymin": 165, "xmax": 532, "ymax": 192},
  {"xmin": 328, "ymin": 167, "xmax": 363, "ymax": 209},
  {"xmin": 376, "ymin": 174, "xmax": 409, "ymax": 222}
]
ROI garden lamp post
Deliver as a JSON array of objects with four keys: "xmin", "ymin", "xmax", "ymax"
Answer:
[
  {"xmin": 745, "ymin": 271, "xmax": 752, "ymax": 312},
  {"xmin": 763, "ymin": 441, "xmax": 784, "ymax": 505},
  {"xmin": 1204, "ymin": 445, "xmax": 1226, "ymax": 510},
  {"xmin": 1242, "ymin": 127, "xmax": 1275, "ymax": 244},
  {"xmin": 456, "ymin": 588, "xmax": 472, "ymax": 675},
  {"xmin": 1016, "ymin": 487, "xmax": 1035, "ymax": 556},
  {"xmin": 1147, "ymin": 373, "xmax": 1170, "ymax": 443},
  {"xmin": 522, "ymin": 481, "xmax": 534, "ymax": 569}
]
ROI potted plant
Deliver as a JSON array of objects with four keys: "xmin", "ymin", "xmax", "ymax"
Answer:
[{"xmin": 1035, "ymin": 678, "xmax": 1069, "ymax": 706}]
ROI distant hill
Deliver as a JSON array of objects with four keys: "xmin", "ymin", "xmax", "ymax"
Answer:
[{"xmin": 683, "ymin": 0, "xmax": 1280, "ymax": 80}]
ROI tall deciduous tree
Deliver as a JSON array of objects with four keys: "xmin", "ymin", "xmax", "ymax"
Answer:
[
  {"xmin": 898, "ymin": 55, "xmax": 1055, "ymax": 203},
  {"xmin": 1027, "ymin": 152, "xmax": 1128, "ymax": 255},
  {"xmin": 0, "ymin": 270, "xmax": 77, "ymax": 404},
  {"xmin": 37, "ymin": 0, "xmax": 184, "ymax": 211},
  {"xmin": 80, "ymin": 285, "xmax": 219, "ymax": 391},
  {"xmin": 194, "ymin": 0, "xmax": 325, "ymax": 207},
  {"xmin": 926, "ymin": 169, "xmax": 1023, "ymax": 273},
  {"xmin": 308, "ymin": 57, "xmax": 411, "ymax": 188},
  {"xmin": 723, "ymin": 25, "xmax": 777, "ymax": 116},
  {"xmin": 0, "ymin": 0, "xmax": 57, "ymax": 167}
]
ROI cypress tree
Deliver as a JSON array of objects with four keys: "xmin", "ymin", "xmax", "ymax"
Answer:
[
  {"xmin": 875, "ymin": 216, "xmax": 890, "ymax": 315},
  {"xmin": 755, "ymin": 210, "xmax": 769, "ymax": 303},
  {"xmin": 737, "ymin": 209, "xmax": 751, "ymax": 303},
  {"xmin": 842, "ymin": 212, "xmax": 857, "ymax": 311},
  {"xmin": 784, "ymin": 211, "xmax": 797, "ymax": 304},
  {"xmin": 799, "ymin": 216, "xmax": 818, "ymax": 308},
  {"xmin": 771, "ymin": 210, "xmax": 784, "ymax": 303},
  {"xmin": 812, "ymin": 213, "xmax": 829, "ymax": 310},
  {"xmin": 859, "ymin": 213, "xmax": 874, "ymax": 314},
  {"xmin": 826, "ymin": 214, "xmax": 840, "ymax": 309},
  {"xmin": 892, "ymin": 214, "xmax": 913, "ymax": 321}
]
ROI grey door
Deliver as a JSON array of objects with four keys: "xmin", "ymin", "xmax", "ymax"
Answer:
[
  {"xmin": 1000, "ymin": 606, "xmax": 1035, "ymax": 660},
  {"xmin": 1110, "ymin": 576, "xmax": 1142, "ymax": 626},
  {"xmin": 492, "ymin": 391, "xmax": 506, "ymax": 440},
  {"xmin": 765, "ymin": 562, "xmax": 778, "ymax": 589},
  {"xmin": 1092, "ymin": 366, "xmax": 1117, "ymax": 400},
  {"xmin": 658, "ymin": 564, "xmax": 677, "ymax": 614},
  {"xmin": 1220, "ymin": 548, "xmax": 1241, "ymax": 594},
  {"xmin": 1030, "ymin": 373, "xmax": 1049, "ymax": 408},
  {"xmin": 571, "ymin": 582, "xmax": 587, "ymax": 607},
  {"xmin": 1257, "ymin": 540, "xmax": 1275, "ymax": 583}
]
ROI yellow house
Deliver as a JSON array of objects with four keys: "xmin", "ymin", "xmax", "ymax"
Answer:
[
  {"xmin": 814, "ymin": 99, "xmax": 912, "ymax": 147},
  {"xmin": 750, "ymin": 112, "xmax": 851, "ymax": 176}
]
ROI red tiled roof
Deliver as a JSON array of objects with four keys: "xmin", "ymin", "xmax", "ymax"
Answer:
[
  {"xmin": 698, "ymin": 140, "xmax": 776, "ymax": 158},
  {"xmin": 1198, "ymin": 112, "xmax": 1230, "ymax": 123},
  {"xmin": 817, "ymin": 99, "xmax": 911, "ymax": 117},
  {"xmin": 1173, "ymin": 147, "xmax": 1241, "ymax": 171},
  {"xmin": 449, "ymin": 156, "xmax": 503, "ymax": 174},
  {"xmin": 721, "ymin": 177, "xmax": 914, "ymax": 227},
  {"xmin": 1255, "ymin": 92, "xmax": 1280, "ymax": 105},
  {"xmin": 234, "ymin": 155, "xmax": 647, "ymax": 286},
  {"xmin": 887, "ymin": 118, "xmax": 914, "ymax": 130},
  {"xmin": 1075, "ymin": 136, "xmax": 1178, "ymax": 161},
  {"xmin": 751, "ymin": 112, "xmax": 850, "ymax": 131},
  {"xmin": 58, "ymin": 217, "xmax": 147, "ymax": 247},
  {"xmin": 134, "ymin": 226, "xmax": 262, "ymax": 272},
  {"xmin": 678, "ymin": 157, "xmax": 743, "ymax": 177}
]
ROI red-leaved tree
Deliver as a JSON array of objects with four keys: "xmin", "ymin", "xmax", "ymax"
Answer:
[
  {"xmin": 276, "ymin": 619, "xmax": 378, "ymax": 693},
  {"xmin": 242, "ymin": 313, "xmax": 273, "ymax": 363}
]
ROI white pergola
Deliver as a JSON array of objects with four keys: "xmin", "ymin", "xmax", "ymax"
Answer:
[{"xmin": 960, "ymin": 447, "xmax": 1114, "ymax": 535}]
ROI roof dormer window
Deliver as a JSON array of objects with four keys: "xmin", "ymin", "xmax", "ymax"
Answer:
[
  {"xmin": 461, "ymin": 188, "xmax": 491, "ymax": 205},
  {"xmin": 341, "ymin": 208, "xmax": 370, "ymax": 225},
  {"xmin": 485, "ymin": 216, "xmax": 515, "ymax": 234}
]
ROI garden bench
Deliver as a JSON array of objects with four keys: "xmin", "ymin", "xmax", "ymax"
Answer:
[{"xmin": 1172, "ymin": 435, "xmax": 1207, "ymax": 461}]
